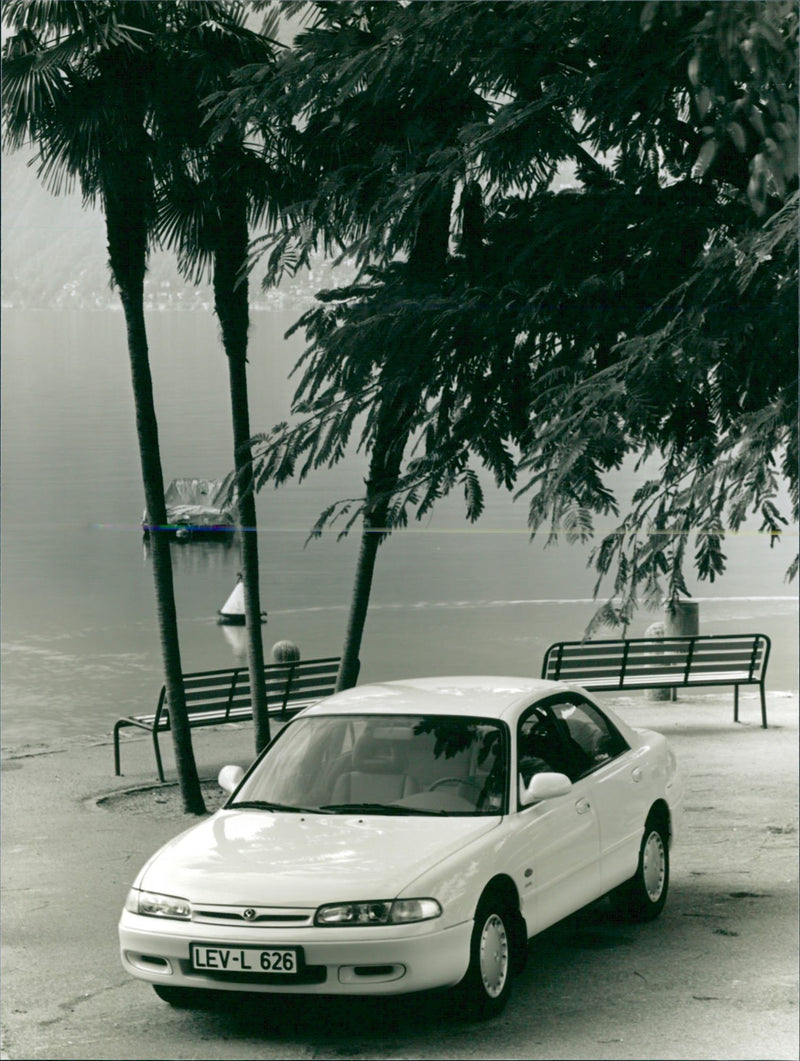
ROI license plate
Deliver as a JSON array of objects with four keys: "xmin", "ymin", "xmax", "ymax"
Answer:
[{"xmin": 191, "ymin": 943, "xmax": 300, "ymax": 975}]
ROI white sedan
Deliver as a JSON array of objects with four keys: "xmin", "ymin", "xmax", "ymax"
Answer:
[{"xmin": 119, "ymin": 676, "xmax": 683, "ymax": 1018}]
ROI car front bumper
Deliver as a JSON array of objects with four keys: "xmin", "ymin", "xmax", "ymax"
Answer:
[{"xmin": 119, "ymin": 911, "xmax": 473, "ymax": 996}]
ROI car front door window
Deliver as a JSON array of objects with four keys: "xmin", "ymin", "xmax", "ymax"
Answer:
[{"xmin": 517, "ymin": 707, "xmax": 571, "ymax": 790}]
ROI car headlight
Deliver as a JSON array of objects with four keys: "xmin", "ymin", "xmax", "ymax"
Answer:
[
  {"xmin": 314, "ymin": 898, "xmax": 441, "ymax": 926},
  {"xmin": 125, "ymin": 888, "xmax": 191, "ymax": 920}
]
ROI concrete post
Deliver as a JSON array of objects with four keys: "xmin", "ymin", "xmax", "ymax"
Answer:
[
  {"xmin": 645, "ymin": 621, "xmax": 671, "ymax": 701},
  {"xmin": 665, "ymin": 600, "xmax": 700, "ymax": 638},
  {"xmin": 664, "ymin": 600, "xmax": 700, "ymax": 700}
]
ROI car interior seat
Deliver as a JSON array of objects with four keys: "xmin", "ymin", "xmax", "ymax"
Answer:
[{"xmin": 329, "ymin": 733, "xmax": 421, "ymax": 804}]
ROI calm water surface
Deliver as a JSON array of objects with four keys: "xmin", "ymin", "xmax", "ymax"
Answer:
[{"xmin": 2, "ymin": 309, "xmax": 797, "ymax": 746}]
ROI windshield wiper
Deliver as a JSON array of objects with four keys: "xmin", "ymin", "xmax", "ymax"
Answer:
[
  {"xmin": 228, "ymin": 800, "xmax": 330, "ymax": 814},
  {"xmin": 319, "ymin": 803, "xmax": 444, "ymax": 816}
]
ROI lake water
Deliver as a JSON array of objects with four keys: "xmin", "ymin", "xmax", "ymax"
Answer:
[{"xmin": 2, "ymin": 308, "xmax": 797, "ymax": 746}]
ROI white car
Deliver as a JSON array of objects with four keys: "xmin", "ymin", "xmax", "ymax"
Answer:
[{"xmin": 119, "ymin": 676, "xmax": 683, "ymax": 1018}]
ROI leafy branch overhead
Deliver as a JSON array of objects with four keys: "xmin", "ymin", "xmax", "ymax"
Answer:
[
  {"xmin": 249, "ymin": 265, "xmax": 519, "ymax": 538},
  {"xmin": 230, "ymin": 1, "xmax": 797, "ymax": 627}
]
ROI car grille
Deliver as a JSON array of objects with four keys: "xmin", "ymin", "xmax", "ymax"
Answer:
[{"xmin": 191, "ymin": 904, "xmax": 314, "ymax": 927}]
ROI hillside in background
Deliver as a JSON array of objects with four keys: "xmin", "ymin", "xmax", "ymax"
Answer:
[
  {"xmin": 1, "ymin": 150, "xmax": 344, "ymax": 311},
  {"xmin": 2, "ymin": 148, "xmax": 576, "ymax": 312}
]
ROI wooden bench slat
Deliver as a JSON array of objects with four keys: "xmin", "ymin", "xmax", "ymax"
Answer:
[
  {"xmin": 553, "ymin": 637, "xmax": 762, "ymax": 656},
  {"xmin": 682, "ymin": 661, "xmax": 759, "ymax": 675},
  {"xmin": 182, "ymin": 672, "xmax": 340, "ymax": 695},
  {"xmin": 577, "ymin": 669, "xmax": 752, "ymax": 686},
  {"xmin": 552, "ymin": 657, "xmax": 762, "ymax": 677},
  {"xmin": 162, "ymin": 706, "xmax": 254, "ymax": 727},
  {"xmin": 183, "ymin": 684, "xmax": 337, "ymax": 709},
  {"xmin": 183, "ymin": 681, "xmax": 324, "ymax": 703},
  {"xmin": 546, "ymin": 650, "xmax": 689, "ymax": 664},
  {"xmin": 556, "ymin": 648, "xmax": 763, "ymax": 666}
]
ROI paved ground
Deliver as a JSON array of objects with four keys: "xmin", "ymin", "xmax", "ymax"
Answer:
[{"xmin": 1, "ymin": 689, "xmax": 798, "ymax": 1060}]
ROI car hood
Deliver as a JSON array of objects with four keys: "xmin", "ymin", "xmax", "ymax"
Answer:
[{"xmin": 138, "ymin": 811, "xmax": 500, "ymax": 906}]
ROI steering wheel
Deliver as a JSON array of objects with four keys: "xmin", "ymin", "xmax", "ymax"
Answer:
[{"xmin": 429, "ymin": 777, "xmax": 483, "ymax": 793}]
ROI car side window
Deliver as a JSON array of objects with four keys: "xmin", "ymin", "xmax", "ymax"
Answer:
[{"xmin": 549, "ymin": 698, "xmax": 628, "ymax": 780}]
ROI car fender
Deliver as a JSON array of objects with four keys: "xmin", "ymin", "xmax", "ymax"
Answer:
[
  {"xmin": 397, "ymin": 817, "xmax": 521, "ymax": 929},
  {"xmin": 128, "ymin": 820, "xmax": 205, "ymax": 890}
]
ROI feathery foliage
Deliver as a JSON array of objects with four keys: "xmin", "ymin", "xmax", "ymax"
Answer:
[{"xmin": 232, "ymin": 1, "xmax": 797, "ymax": 636}]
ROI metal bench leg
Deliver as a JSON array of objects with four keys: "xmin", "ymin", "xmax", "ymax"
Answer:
[
  {"xmin": 760, "ymin": 684, "xmax": 768, "ymax": 729},
  {"xmin": 734, "ymin": 685, "xmax": 739, "ymax": 723},
  {"xmin": 113, "ymin": 722, "xmax": 124, "ymax": 775},
  {"xmin": 153, "ymin": 731, "xmax": 166, "ymax": 783}
]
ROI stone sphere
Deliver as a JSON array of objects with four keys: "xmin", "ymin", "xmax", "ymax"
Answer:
[{"xmin": 271, "ymin": 640, "xmax": 301, "ymax": 663}]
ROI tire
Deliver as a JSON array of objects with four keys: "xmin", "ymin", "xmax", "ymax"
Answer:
[
  {"xmin": 611, "ymin": 815, "xmax": 669, "ymax": 922},
  {"xmin": 152, "ymin": 983, "xmax": 200, "ymax": 1008},
  {"xmin": 456, "ymin": 892, "xmax": 515, "ymax": 1020}
]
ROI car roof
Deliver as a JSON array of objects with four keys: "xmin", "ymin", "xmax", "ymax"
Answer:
[{"xmin": 298, "ymin": 676, "xmax": 572, "ymax": 723}]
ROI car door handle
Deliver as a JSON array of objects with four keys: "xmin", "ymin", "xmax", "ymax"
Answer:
[
  {"xmin": 575, "ymin": 798, "xmax": 591, "ymax": 815},
  {"xmin": 631, "ymin": 768, "xmax": 643, "ymax": 783}
]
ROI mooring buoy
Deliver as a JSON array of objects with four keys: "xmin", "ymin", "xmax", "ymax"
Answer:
[{"xmin": 217, "ymin": 575, "xmax": 267, "ymax": 625}]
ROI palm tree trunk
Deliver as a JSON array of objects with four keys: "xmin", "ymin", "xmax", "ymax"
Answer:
[
  {"xmin": 117, "ymin": 282, "xmax": 206, "ymax": 815},
  {"xmin": 337, "ymin": 189, "xmax": 453, "ymax": 692},
  {"xmin": 104, "ymin": 160, "xmax": 205, "ymax": 814},
  {"xmin": 226, "ymin": 351, "xmax": 270, "ymax": 752},
  {"xmin": 336, "ymin": 415, "xmax": 409, "ymax": 692},
  {"xmin": 213, "ymin": 160, "xmax": 270, "ymax": 753},
  {"xmin": 336, "ymin": 512, "xmax": 378, "ymax": 692}
]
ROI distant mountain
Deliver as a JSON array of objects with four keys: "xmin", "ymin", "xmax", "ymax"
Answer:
[
  {"xmin": 3, "ymin": 148, "xmax": 577, "ymax": 311},
  {"xmin": 1, "ymin": 150, "xmax": 348, "ymax": 311}
]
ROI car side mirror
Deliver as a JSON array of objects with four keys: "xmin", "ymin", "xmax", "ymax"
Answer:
[
  {"xmin": 218, "ymin": 764, "xmax": 244, "ymax": 794},
  {"xmin": 519, "ymin": 771, "xmax": 572, "ymax": 806}
]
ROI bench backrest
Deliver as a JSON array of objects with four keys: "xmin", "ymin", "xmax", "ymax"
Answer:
[
  {"xmin": 158, "ymin": 656, "xmax": 342, "ymax": 721},
  {"xmin": 541, "ymin": 634, "xmax": 770, "ymax": 690}
]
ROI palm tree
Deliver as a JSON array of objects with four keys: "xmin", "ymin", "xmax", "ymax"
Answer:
[
  {"xmin": 2, "ymin": 0, "xmax": 207, "ymax": 813},
  {"xmin": 155, "ymin": 7, "xmax": 284, "ymax": 752}
]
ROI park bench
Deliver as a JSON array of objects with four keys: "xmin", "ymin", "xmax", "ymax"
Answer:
[
  {"xmin": 540, "ymin": 633, "xmax": 771, "ymax": 728},
  {"xmin": 113, "ymin": 656, "xmax": 345, "ymax": 781}
]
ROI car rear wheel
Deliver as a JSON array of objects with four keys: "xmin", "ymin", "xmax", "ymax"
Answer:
[
  {"xmin": 457, "ymin": 892, "xmax": 515, "ymax": 1019},
  {"xmin": 611, "ymin": 815, "xmax": 669, "ymax": 921}
]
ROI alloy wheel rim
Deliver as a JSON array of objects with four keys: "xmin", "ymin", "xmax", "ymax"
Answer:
[
  {"xmin": 479, "ymin": 913, "xmax": 509, "ymax": 998},
  {"xmin": 642, "ymin": 830, "xmax": 666, "ymax": 901}
]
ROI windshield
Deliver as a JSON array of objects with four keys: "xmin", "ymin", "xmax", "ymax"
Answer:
[{"xmin": 229, "ymin": 714, "xmax": 507, "ymax": 816}]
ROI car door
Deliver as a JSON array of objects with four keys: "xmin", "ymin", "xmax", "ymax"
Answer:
[
  {"xmin": 509, "ymin": 701, "xmax": 602, "ymax": 936},
  {"xmin": 548, "ymin": 695, "xmax": 649, "ymax": 892}
]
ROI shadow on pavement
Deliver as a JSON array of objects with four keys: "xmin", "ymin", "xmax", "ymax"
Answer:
[{"xmin": 152, "ymin": 900, "xmax": 642, "ymax": 1039}]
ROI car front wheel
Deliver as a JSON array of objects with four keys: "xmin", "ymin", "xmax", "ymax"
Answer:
[
  {"xmin": 611, "ymin": 815, "xmax": 669, "ymax": 921},
  {"xmin": 456, "ymin": 892, "xmax": 514, "ymax": 1019}
]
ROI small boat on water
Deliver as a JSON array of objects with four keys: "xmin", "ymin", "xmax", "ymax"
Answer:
[{"xmin": 143, "ymin": 477, "xmax": 236, "ymax": 541}]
